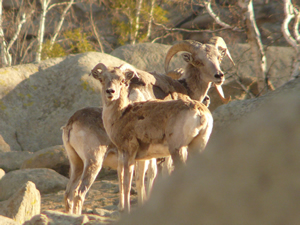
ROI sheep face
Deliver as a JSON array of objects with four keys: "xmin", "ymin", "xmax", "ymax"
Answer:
[
  {"xmin": 91, "ymin": 63, "xmax": 138, "ymax": 104},
  {"xmin": 182, "ymin": 44, "xmax": 225, "ymax": 85}
]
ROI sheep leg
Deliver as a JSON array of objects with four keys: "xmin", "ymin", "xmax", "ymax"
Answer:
[
  {"xmin": 135, "ymin": 160, "xmax": 148, "ymax": 205},
  {"xmin": 145, "ymin": 158, "xmax": 157, "ymax": 199},
  {"xmin": 117, "ymin": 151, "xmax": 125, "ymax": 211},
  {"xmin": 72, "ymin": 155, "xmax": 104, "ymax": 214},
  {"xmin": 123, "ymin": 156, "xmax": 135, "ymax": 213},
  {"xmin": 161, "ymin": 156, "xmax": 173, "ymax": 177},
  {"xmin": 170, "ymin": 146, "xmax": 188, "ymax": 168},
  {"xmin": 64, "ymin": 143, "xmax": 84, "ymax": 214}
]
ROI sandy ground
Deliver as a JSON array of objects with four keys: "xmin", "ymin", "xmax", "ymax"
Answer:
[{"xmin": 40, "ymin": 170, "xmax": 138, "ymax": 217}]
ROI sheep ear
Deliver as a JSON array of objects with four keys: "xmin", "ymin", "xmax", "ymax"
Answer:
[
  {"xmin": 125, "ymin": 70, "xmax": 139, "ymax": 81},
  {"xmin": 182, "ymin": 53, "xmax": 193, "ymax": 63}
]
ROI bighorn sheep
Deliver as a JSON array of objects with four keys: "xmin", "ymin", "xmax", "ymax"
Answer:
[
  {"xmin": 91, "ymin": 63, "xmax": 214, "ymax": 213},
  {"xmin": 62, "ymin": 36, "xmax": 234, "ymax": 214}
]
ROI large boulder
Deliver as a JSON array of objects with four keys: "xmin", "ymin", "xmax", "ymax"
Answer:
[
  {"xmin": 0, "ymin": 216, "xmax": 18, "ymax": 225},
  {"xmin": 0, "ymin": 52, "xmax": 126, "ymax": 152},
  {"xmin": 21, "ymin": 145, "xmax": 69, "ymax": 176},
  {"xmin": 23, "ymin": 210, "xmax": 116, "ymax": 225},
  {"xmin": 0, "ymin": 169, "xmax": 4, "ymax": 180},
  {"xmin": 116, "ymin": 79, "xmax": 300, "ymax": 224},
  {"xmin": 0, "ymin": 151, "xmax": 33, "ymax": 172},
  {"xmin": 111, "ymin": 42, "xmax": 185, "ymax": 74},
  {"xmin": 212, "ymin": 77, "xmax": 300, "ymax": 132},
  {"xmin": 0, "ymin": 168, "xmax": 68, "ymax": 201},
  {"xmin": 0, "ymin": 181, "xmax": 40, "ymax": 225}
]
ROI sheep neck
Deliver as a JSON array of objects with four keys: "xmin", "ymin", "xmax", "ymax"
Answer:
[
  {"xmin": 181, "ymin": 65, "xmax": 211, "ymax": 102},
  {"xmin": 102, "ymin": 86, "xmax": 130, "ymax": 135}
]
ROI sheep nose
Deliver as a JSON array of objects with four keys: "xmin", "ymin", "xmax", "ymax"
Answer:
[
  {"xmin": 214, "ymin": 73, "xmax": 224, "ymax": 79},
  {"xmin": 106, "ymin": 89, "xmax": 115, "ymax": 94}
]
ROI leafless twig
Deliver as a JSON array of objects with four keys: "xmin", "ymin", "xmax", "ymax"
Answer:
[{"xmin": 204, "ymin": 0, "xmax": 243, "ymax": 32}]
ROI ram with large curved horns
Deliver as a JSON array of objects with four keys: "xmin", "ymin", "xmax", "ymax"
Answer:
[{"xmin": 165, "ymin": 36, "xmax": 234, "ymax": 104}]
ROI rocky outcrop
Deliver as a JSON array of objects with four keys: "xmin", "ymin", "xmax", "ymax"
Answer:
[
  {"xmin": 115, "ymin": 78, "xmax": 300, "ymax": 224},
  {"xmin": 0, "ymin": 151, "xmax": 33, "ymax": 172},
  {"xmin": 0, "ymin": 216, "xmax": 18, "ymax": 225},
  {"xmin": 21, "ymin": 145, "xmax": 69, "ymax": 176},
  {"xmin": 212, "ymin": 77, "xmax": 300, "ymax": 133},
  {"xmin": 0, "ymin": 52, "xmax": 126, "ymax": 152},
  {"xmin": 0, "ymin": 169, "xmax": 5, "ymax": 180},
  {"xmin": 0, "ymin": 168, "xmax": 68, "ymax": 201},
  {"xmin": 0, "ymin": 181, "xmax": 40, "ymax": 225},
  {"xmin": 23, "ymin": 210, "xmax": 116, "ymax": 225}
]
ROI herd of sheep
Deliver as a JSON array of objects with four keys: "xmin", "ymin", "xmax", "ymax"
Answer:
[{"xmin": 61, "ymin": 37, "xmax": 234, "ymax": 214}]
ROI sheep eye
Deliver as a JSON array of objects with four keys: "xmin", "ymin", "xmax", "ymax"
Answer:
[{"xmin": 121, "ymin": 79, "xmax": 125, "ymax": 83}]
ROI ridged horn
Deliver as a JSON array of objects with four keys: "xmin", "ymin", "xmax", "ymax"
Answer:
[
  {"xmin": 90, "ymin": 63, "xmax": 107, "ymax": 79},
  {"xmin": 164, "ymin": 40, "xmax": 203, "ymax": 73},
  {"xmin": 208, "ymin": 36, "xmax": 235, "ymax": 66}
]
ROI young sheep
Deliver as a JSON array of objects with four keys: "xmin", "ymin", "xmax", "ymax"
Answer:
[
  {"xmin": 91, "ymin": 63, "xmax": 213, "ymax": 213},
  {"xmin": 62, "ymin": 36, "xmax": 234, "ymax": 214}
]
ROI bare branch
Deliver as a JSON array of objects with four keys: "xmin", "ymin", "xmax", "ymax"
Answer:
[
  {"xmin": 282, "ymin": 0, "xmax": 298, "ymax": 49},
  {"xmin": 146, "ymin": 0, "xmax": 156, "ymax": 40},
  {"xmin": 238, "ymin": 0, "xmax": 267, "ymax": 95},
  {"xmin": 282, "ymin": 0, "xmax": 300, "ymax": 80},
  {"xmin": 132, "ymin": 0, "xmax": 143, "ymax": 44},
  {"xmin": 153, "ymin": 21, "xmax": 243, "ymax": 33},
  {"xmin": 204, "ymin": 0, "xmax": 242, "ymax": 32},
  {"xmin": 36, "ymin": 0, "xmax": 50, "ymax": 63},
  {"xmin": 7, "ymin": 13, "xmax": 27, "ymax": 52},
  {"xmin": 50, "ymin": 0, "xmax": 74, "ymax": 49},
  {"xmin": 89, "ymin": 3, "xmax": 104, "ymax": 53},
  {"xmin": 293, "ymin": 6, "xmax": 300, "ymax": 42},
  {"xmin": 47, "ymin": 1, "xmax": 71, "ymax": 12},
  {"xmin": 20, "ymin": 39, "xmax": 36, "ymax": 64},
  {"xmin": 234, "ymin": 78, "xmax": 255, "ymax": 98},
  {"xmin": 151, "ymin": 32, "xmax": 173, "ymax": 43}
]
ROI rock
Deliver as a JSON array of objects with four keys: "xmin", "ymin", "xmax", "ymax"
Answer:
[
  {"xmin": 0, "ymin": 181, "xmax": 40, "ymax": 225},
  {"xmin": 207, "ymin": 76, "xmax": 274, "ymax": 112},
  {"xmin": 110, "ymin": 42, "xmax": 186, "ymax": 74},
  {"xmin": 0, "ymin": 52, "xmax": 126, "ymax": 152},
  {"xmin": 0, "ymin": 169, "xmax": 5, "ymax": 180},
  {"xmin": 21, "ymin": 145, "xmax": 69, "ymax": 176},
  {"xmin": 92, "ymin": 208, "xmax": 120, "ymax": 219},
  {"xmin": 115, "ymin": 81, "xmax": 300, "ymax": 224},
  {"xmin": 212, "ymin": 77, "xmax": 300, "ymax": 133},
  {"xmin": 0, "ymin": 151, "xmax": 33, "ymax": 172},
  {"xmin": 23, "ymin": 210, "xmax": 116, "ymax": 225},
  {"xmin": 0, "ymin": 135, "xmax": 10, "ymax": 152},
  {"xmin": 0, "ymin": 168, "xmax": 68, "ymax": 201},
  {"xmin": 0, "ymin": 215, "xmax": 18, "ymax": 225}
]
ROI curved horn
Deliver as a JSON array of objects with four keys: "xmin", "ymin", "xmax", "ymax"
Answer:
[
  {"xmin": 164, "ymin": 40, "xmax": 202, "ymax": 73},
  {"xmin": 215, "ymin": 83, "xmax": 231, "ymax": 104},
  {"xmin": 90, "ymin": 63, "xmax": 107, "ymax": 79},
  {"xmin": 208, "ymin": 36, "xmax": 235, "ymax": 66}
]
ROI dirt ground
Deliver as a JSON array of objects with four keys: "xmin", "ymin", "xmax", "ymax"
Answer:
[{"xmin": 40, "ymin": 170, "xmax": 138, "ymax": 217}]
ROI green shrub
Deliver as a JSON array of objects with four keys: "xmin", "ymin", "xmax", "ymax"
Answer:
[
  {"xmin": 42, "ymin": 40, "xmax": 66, "ymax": 60},
  {"xmin": 63, "ymin": 28, "xmax": 95, "ymax": 54}
]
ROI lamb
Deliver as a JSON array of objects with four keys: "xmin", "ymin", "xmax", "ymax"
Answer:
[
  {"xmin": 91, "ymin": 63, "xmax": 214, "ymax": 213},
  {"xmin": 62, "ymin": 36, "xmax": 234, "ymax": 214}
]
